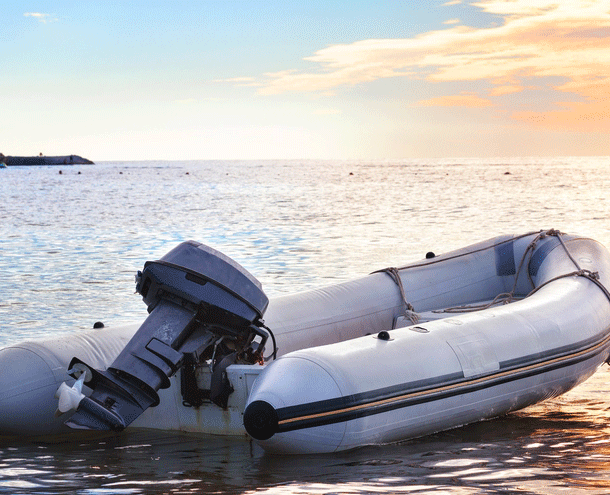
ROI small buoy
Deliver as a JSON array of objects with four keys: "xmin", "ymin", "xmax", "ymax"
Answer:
[
  {"xmin": 93, "ymin": 321, "xmax": 105, "ymax": 329},
  {"xmin": 58, "ymin": 170, "xmax": 62, "ymax": 175},
  {"xmin": 78, "ymin": 171, "xmax": 81, "ymax": 175},
  {"xmin": 186, "ymin": 172, "xmax": 189, "ymax": 175},
  {"xmin": 119, "ymin": 171, "xmax": 123, "ymax": 175},
  {"xmin": 349, "ymin": 172, "xmax": 354, "ymax": 176},
  {"xmin": 504, "ymin": 171, "xmax": 511, "ymax": 175},
  {"xmin": 426, "ymin": 252, "xmax": 435, "ymax": 259},
  {"xmin": 377, "ymin": 330, "xmax": 391, "ymax": 341}
]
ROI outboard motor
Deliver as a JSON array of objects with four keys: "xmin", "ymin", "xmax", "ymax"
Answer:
[{"xmin": 59, "ymin": 241, "xmax": 270, "ymax": 431}]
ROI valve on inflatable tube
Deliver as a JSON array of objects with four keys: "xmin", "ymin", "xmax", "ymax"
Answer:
[{"xmin": 59, "ymin": 241, "xmax": 270, "ymax": 431}]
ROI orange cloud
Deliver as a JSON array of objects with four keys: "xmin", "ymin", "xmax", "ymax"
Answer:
[
  {"xmin": 489, "ymin": 85, "xmax": 524, "ymax": 96},
  {"xmin": 243, "ymin": 0, "xmax": 610, "ymax": 130},
  {"xmin": 512, "ymin": 99, "xmax": 610, "ymax": 131}
]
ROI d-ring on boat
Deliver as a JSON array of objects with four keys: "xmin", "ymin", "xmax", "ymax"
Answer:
[{"xmin": 1, "ymin": 230, "xmax": 609, "ymax": 454}]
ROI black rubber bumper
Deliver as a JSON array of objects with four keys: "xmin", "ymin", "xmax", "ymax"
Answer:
[{"xmin": 243, "ymin": 400, "xmax": 278, "ymax": 440}]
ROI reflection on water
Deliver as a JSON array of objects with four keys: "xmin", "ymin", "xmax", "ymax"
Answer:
[
  {"xmin": 1, "ymin": 158, "xmax": 610, "ymax": 493},
  {"xmin": 1, "ymin": 367, "xmax": 610, "ymax": 494}
]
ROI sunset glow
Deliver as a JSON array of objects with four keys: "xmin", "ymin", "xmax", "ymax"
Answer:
[{"xmin": 2, "ymin": 1, "xmax": 608, "ymax": 160}]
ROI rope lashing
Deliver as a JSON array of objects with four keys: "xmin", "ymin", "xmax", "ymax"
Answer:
[
  {"xmin": 520, "ymin": 230, "xmax": 610, "ymax": 303},
  {"xmin": 381, "ymin": 267, "xmax": 419, "ymax": 324},
  {"xmin": 436, "ymin": 292, "xmax": 519, "ymax": 314},
  {"xmin": 484, "ymin": 228, "xmax": 564, "ymax": 300},
  {"xmin": 436, "ymin": 229, "xmax": 610, "ymax": 314},
  {"xmin": 527, "ymin": 269, "xmax": 610, "ymax": 303},
  {"xmin": 434, "ymin": 229, "xmax": 556, "ymax": 314},
  {"xmin": 378, "ymin": 229, "xmax": 610, "ymax": 319}
]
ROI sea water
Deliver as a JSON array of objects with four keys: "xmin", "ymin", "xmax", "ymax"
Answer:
[{"xmin": 1, "ymin": 157, "xmax": 609, "ymax": 494}]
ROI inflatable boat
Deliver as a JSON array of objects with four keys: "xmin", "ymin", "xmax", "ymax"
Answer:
[{"xmin": 1, "ymin": 230, "xmax": 609, "ymax": 454}]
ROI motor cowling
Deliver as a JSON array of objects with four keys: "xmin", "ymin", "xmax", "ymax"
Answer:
[
  {"xmin": 137, "ymin": 241, "xmax": 269, "ymax": 334},
  {"xmin": 63, "ymin": 241, "xmax": 269, "ymax": 431}
]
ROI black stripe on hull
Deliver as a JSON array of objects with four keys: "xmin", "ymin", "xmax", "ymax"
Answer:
[{"xmin": 274, "ymin": 329, "xmax": 610, "ymax": 434}]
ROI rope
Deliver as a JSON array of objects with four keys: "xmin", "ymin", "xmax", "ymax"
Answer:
[
  {"xmin": 380, "ymin": 267, "xmax": 419, "ymax": 324},
  {"xmin": 387, "ymin": 230, "xmax": 545, "ymax": 272},
  {"xmin": 374, "ymin": 230, "xmax": 548, "ymax": 320},
  {"xmin": 434, "ymin": 229, "xmax": 555, "ymax": 314},
  {"xmin": 555, "ymin": 230, "xmax": 582, "ymax": 271},
  {"xmin": 378, "ymin": 229, "xmax": 610, "ymax": 320},
  {"xmin": 434, "ymin": 292, "xmax": 521, "ymax": 314},
  {"xmin": 376, "ymin": 231, "xmax": 548, "ymax": 322},
  {"xmin": 534, "ymin": 230, "xmax": 610, "ymax": 303},
  {"xmin": 431, "ymin": 229, "xmax": 610, "ymax": 314},
  {"xmin": 527, "ymin": 269, "xmax": 610, "ymax": 303}
]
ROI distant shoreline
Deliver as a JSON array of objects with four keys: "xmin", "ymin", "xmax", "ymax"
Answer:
[{"xmin": 0, "ymin": 154, "xmax": 94, "ymax": 166}]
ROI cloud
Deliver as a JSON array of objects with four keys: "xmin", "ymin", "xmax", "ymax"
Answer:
[
  {"xmin": 512, "ymin": 99, "xmax": 610, "ymax": 131},
  {"xmin": 241, "ymin": 0, "xmax": 610, "ymax": 130},
  {"xmin": 489, "ymin": 85, "xmax": 524, "ymax": 96},
  {"xmin": 416, "ymin": 92, "xmax": 493, "ymax": 108},
  {"xmin": 443, "ymin": 18, "xmax": 461, "ymax": 25},
  {"xmin": 24, "ymin": 12, "xmax": 57, "ymax": 23}
]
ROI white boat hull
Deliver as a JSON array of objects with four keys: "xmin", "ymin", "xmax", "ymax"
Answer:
[
  {"xmin": 243, "ymin": 232, "xmax": 610, "ymax": 452},
  {"xmin": 1, "ymin": 231, "xmax": 609, "ymax": 454}
]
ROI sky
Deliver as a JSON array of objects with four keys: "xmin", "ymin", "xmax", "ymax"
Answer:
[{"xmin": 2, "ymin": 0, "xmax": 609, "ymax": 161}]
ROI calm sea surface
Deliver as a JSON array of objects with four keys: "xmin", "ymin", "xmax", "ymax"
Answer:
[{"xmin": 1, "ymin": 157, "xmax": 610, "ymax": 494}]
